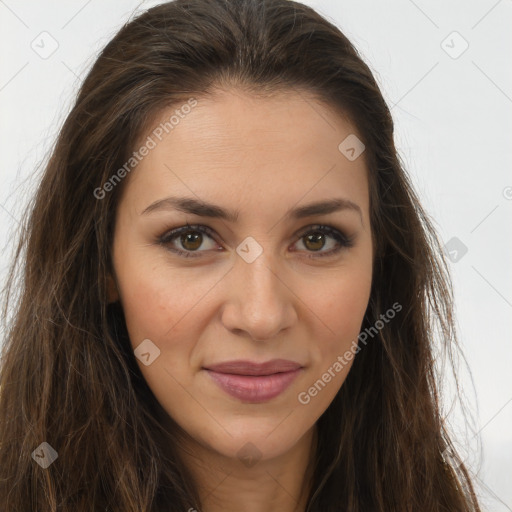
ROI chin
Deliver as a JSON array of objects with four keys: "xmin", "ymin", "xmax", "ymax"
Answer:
[{"xmin": 187, "ymin": 414, "xmax": 313, "ymax": 464}]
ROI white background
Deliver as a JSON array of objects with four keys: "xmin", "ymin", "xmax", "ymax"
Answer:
[{"xmin": 1, "ymin": 0, "xmax": 511, "ymax": 509}]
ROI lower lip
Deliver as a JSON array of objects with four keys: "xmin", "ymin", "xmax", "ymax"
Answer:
[{"xmin": 204, "ymin": 369, "xmax": 302, "ymax": 403}]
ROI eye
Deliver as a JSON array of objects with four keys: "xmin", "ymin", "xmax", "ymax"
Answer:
[
  {"xmin": 158, "ymin": 223, "xmax": 220, "ymax": 258},
  {"xmin": 292, "ymin": 224, "xmax": 354, "ymax": 259},
  {"xmin": 158, "ymin": 223, "xmax": 354, "ymax": 259}
]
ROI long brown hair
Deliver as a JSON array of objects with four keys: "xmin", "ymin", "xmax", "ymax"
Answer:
[{"xmin": 0, "ymin": 0, "xmax": 481, "ymax": 510}]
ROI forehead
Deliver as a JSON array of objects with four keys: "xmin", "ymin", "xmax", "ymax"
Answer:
[{"xmin": 121, "ymin": 87, "xmax": 370, "ymax": 222}]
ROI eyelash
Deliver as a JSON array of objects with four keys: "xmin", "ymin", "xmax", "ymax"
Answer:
[{"xmin": 158, "ymin": 223, "xmax": 354, "ymax": 260}]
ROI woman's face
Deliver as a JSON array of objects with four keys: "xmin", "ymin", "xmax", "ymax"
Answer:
[{"xmin": 110, "ymin": 87, "xmax": 373, "ymax": 463}]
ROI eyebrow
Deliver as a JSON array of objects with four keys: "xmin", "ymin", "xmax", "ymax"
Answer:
[{"xmin": 141, "ymin": 195, "xmax": 362, "ymax": 223}]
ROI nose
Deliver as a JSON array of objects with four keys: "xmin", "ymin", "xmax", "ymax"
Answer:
[{"xmin": 220, "ymin": 250, "xmax": 297, "ymax": 342}]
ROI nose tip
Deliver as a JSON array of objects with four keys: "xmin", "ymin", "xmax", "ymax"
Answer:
[
  {"xmin": 221, "ymin": 259, "xmax": 297, "ymax": 342},
  {"xmin": 230, "ymin": 318, "xmax": 285, "ymax": 343}
]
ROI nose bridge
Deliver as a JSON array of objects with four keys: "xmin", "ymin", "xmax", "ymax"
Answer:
[
  {"xmin": 239, "ymin": 244, "xmax": 283, "ymax": 309},
  {"xmin": 222, "ymin": 238, "xmax": 295, "ymax": 340},
  {"xmin": 240, "ymin": 247, "xmax": 279, "ymax": 298}
]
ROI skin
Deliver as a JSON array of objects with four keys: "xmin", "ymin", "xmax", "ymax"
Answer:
[{"xmin": 108, "ymin": 87, "xmax": 373, "ymax": 512}]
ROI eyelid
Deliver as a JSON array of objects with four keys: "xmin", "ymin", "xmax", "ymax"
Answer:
[{"xmin": 158, "ymin": 223, "xmax": 218, "ymax": 245}]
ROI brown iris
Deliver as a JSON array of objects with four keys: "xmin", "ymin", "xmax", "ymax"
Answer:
[
  {"xmin": 181, "ymin": 232, "xmax": 203, "ymax": 251},
  {"xmin": 303, "ymin": 232, "xmax": 325, "ymax": 251}
]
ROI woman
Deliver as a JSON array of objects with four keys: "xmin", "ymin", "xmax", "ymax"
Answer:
[{"xmin": 0, "ymin": 0, "xmax": 481, "ymax": 510}]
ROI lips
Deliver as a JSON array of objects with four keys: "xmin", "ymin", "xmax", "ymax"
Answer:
[
  {"xmin": 204, "ymin": 359, "xmax": 302, "ymax": 376},
  {"xmin": 203, "ymin": 359, "xmax": 303, "ymax": 403}
]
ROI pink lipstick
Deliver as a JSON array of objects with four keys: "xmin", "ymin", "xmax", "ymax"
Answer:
[{"xmin": 203, "ymin": 359, "xmax": 302, "ymax": 403}]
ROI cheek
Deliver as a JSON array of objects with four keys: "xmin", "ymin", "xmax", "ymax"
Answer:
[
  {"xmin": 294, "ymin": 267, "xmax": 371, "ymax": 412},
  {"xmin": 306, "ymin": 262, "xmax": 372, "ymax": 368},
  {"xmin": 119, "ymin": 267, "xmax": 195, "ymax": 346},
  {"xmin": 115, "ymin": 253, "xmax": 222, "ymax": 365},
  {"xmin": 112, "ymin": 242, "xmax": 172, "ymax": 339},
  {"xmin": 325, "ymin": 275, "xmax": 370, "ymax": 337},
  {"xmin": 117, "ymin": 264, "xmax": 205, "ymax": 402}
]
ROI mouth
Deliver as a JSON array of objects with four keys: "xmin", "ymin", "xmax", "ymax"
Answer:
[{"xmin": 202, "ymin": 359, "xmax": 303, "ymax": 403}]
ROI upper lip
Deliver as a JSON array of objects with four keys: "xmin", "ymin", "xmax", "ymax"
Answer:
[{"xmin": 203, "ymin": 359, "xmax": 302, "ymax": 376}]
